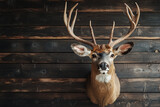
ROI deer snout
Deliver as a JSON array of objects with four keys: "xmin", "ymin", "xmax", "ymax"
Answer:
[{"xmin": 98, "ymin": 62, "xmax": 109, "ymax": 70}]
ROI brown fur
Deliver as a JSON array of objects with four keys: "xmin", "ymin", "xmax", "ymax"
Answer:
[{"xmin": 87, "ymin": 62, "xmax": 120, "ymax": 107}]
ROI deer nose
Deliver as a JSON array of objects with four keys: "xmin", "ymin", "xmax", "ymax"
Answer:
[{"xmin": 99, "ymin": 62, "xmax": 108, "ymax": 70}]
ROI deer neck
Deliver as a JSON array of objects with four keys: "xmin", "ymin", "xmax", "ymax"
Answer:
[{"xmin": 91, "ymin": 62, "xmax": 116, "ymax": 84}]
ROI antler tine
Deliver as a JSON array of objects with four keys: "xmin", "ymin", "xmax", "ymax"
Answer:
[
  {"xmin": 64, "ymin": 2, "xmax": 95, "ymax": 47},
  {"xmin": 89, "ymin": 20, "xmax": 97, "ymax": 45},
  {"xmin": 109, "ymin": 3, "xmax": 140, "ymax": 48},
  {"xmin": 71, "ymin": 9, "xmax": 78, "ymax": 30},
  {"xmin": 125, "ymin": 3, "xmax": 135, "ymax": 20},
  {"xmin": 68, "ymin": 3, "xmax": 78, "ymax": 29},
  {"xmin": 109, "ymin": 21, "xmax": 115, "ymax": 45},
  {"xmin": 64, "ymin": 2, "xmax": 68, "ymax": 26},
  {"xmin": 135, "ymin": 2, "xmax": 140, "ymax": 25}
]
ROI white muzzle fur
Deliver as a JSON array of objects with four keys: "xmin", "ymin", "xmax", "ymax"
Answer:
[{"xmin": 95, "ymin": 69, "xmax": 111, "ymax": 83}]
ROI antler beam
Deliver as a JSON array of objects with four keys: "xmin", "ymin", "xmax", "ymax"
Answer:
[
  {"xmin": 64, "ymin": 2, "xmax": 97, "ymax": 47},
  {"xmin": 108, "ymin": 2, "xmax": 140, "ymax": 47}
]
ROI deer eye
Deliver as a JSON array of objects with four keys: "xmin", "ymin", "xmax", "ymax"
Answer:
[
  {"xmin": 111, "ymin": 54, "xmax": 114, "ymax": 57},
  {"xmin": 92, "ymin": 54, "xmax": 97, "ymax": 58}
]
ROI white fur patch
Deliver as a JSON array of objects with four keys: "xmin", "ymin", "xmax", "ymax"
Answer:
[{"xmin": 96, "ymin": 74, "xmax": 111, "ymax": 83}]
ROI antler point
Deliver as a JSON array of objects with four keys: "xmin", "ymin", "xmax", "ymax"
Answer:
[
  {"xmin": 113, "ymin": 21, "xmax": 115, "ymax": 25},
  {"xmin": 76, "ymin": 3, "xmax": 79, "ymax": 6},
  {"xmin": 124, "ymin": 3, "xmax": 128, "ymax": 7}
]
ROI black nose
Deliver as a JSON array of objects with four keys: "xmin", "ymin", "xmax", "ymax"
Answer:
[{"xmin": 99, "ymin": 62, "xmax": 107, "ymax": 70}]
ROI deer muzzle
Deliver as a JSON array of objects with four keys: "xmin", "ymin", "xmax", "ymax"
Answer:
[{"xmin": 98, "ymin": 62, "xmax": 109, "ymax": 74}]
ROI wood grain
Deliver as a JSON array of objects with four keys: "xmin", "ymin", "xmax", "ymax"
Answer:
[
  {"xmin": 0, "ymin": 12, "xmax": 159, "ymax": 26},
  {"xmin": 0, "ymin": 52, "xmax": 160, "ymax": 64},
  {"xmin": 0, "ymin": 93, "xmax": 159, "ymax": 107},
  {"xmin": 0, "ymin": 0, "xmax": 160, "ymax": 12},
  {"xmin": 0, "ymin": 26, "xmax": 160, "ymax": 40},
  {"xmin": 0, "ymin": 40, "xmax": 160, "ymax": 52},
  {"xmin": 0, "ymin": 78, "xmax": 159, "ymax": 92},
  {"xmin": 0, "ymin": 64, "xmax": 159, "ymax": 78}
]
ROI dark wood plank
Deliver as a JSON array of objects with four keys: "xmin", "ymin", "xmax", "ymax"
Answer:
[
  {"xmin": 1, "ymin": 26, "xmax": 160, "ymax": 40},
  {"xmin": 19, "ymin": 64, "xmax": 160, "ymax": 78},
  {"xmin": 0, "ymin": 93, "xmax": 159, "ymax": 107},
  {"xmin": 0, "ymin": 0, "xmax": 160, "ymax": 12},
  {"xmin": 0, "ymin": 40, "xmax": 160, "ymax": 52},
  {"xmin": 0, "ymin": 0, "xmax": 44, "ymax": 9},
  {"xmin": 0, "ymin": 64, "xmax": 159, "ymax": 78},
  {"xmin": 0, "ymin": 12, "xmax": 159, "ymax": 26},
  {"xmin": 41, "ymin": 0, "xmax": 160, "ymax": 12},
  {"xmin": 0, "ymin": 78, "xmax": 159, "ymax": 92},
  {"xmin": 0, "ymin": 64, "xmax": 21, "ymax": 77},
  {"xmin": 0, "ymin": 52, "xmax": 160, "ymax": 64}
]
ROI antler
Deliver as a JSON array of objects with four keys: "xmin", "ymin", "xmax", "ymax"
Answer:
[
  {"xmin": 64, "ymin": 2, "xmax": 97, "ymax": 47},
  {"xmin": 108, "ymin": 2, "xmax": 140, "ymax": 48}
]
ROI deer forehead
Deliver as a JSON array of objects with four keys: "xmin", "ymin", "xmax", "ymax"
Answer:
[{"xmin": 92, "ymin": 44, "xmax": 113, "ymax": 54}]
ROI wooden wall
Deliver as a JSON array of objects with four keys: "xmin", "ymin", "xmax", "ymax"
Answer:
[{"xmin": 0, "ymin": 0, "xmax": 159, "ymax": 107}]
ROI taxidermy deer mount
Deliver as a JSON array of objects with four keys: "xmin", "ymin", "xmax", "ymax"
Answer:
[{"xmin": 64, "ymin": 1, "xmax": 140, "ymax": 107}]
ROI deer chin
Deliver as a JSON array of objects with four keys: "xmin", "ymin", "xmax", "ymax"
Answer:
[{"xmin": 95, "ymin": 72, "xmax": 111, "ymax": 83}]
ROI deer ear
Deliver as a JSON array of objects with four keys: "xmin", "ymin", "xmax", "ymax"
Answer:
[
  {"xmin": 71, "ymin": 43, "xmax": 91, "ymax": 57},
  {"xmin": 115, "ymin": 42, "xmax": 134, "ymax": 55}
]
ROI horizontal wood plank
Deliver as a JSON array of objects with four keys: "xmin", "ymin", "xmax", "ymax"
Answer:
[
  {"xmin": 0, "ymin": 0, "xmax": 44, "ymax": 9},
  {"xmin": 0, "ymin": 26, "xmax": 160, "ymax": 40},
  {"xmin": 0, "ymin": 12, "xmax": 159, "ymax": 26},
  {"xmin": 0, "ymin": 52, "xmax": 160, "ymax": 64},
  {"xmin": 0, "ymin": 78, "xmax": 159, "ymax": 92},
  {"xmin": 0, "ymin": 64, "xmax": 159, "ymax": 78},
  {"xmin": 36, "ymin": 0, "xmax": 160, "ymax": 12},
  {"xmin": 0, "ymin": 40, "xmax": 160, "ymax": 52},
  {"xmin": 0, "ymin": 93, "xmax": 159, "ymax": 107},
  {"xmin": 0, "ymin": 0, "xmax": 160, "ymax": 12}
]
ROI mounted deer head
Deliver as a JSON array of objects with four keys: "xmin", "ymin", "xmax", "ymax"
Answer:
[{"xmin": 64, "ymin": 2, "xmax": 140, "ymax": 107}]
